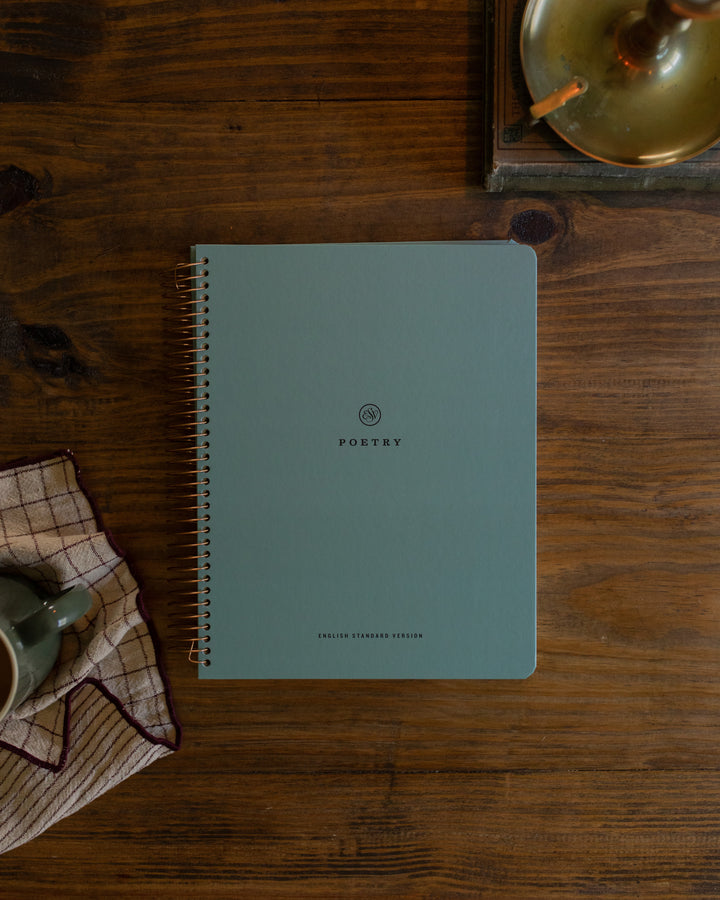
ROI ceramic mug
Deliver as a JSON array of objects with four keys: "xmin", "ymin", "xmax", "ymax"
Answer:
[{"xmin": 0, "ymin": 574, "xmax": 92, "ymax": 723}]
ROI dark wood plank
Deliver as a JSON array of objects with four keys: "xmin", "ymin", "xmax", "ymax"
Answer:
[
  {"xmin": 1, "ymin": 87, "xmax": 720, "ymax": 893},
  {"xmin": 4, "ymin": 770, "xmax": 720, "ymax": 897},
  {"xmin": 2, "ymin": 103, "xmax": 720, "ymax": 756},
  {"xmin": 0, "ymin": 0, "xmax": 484, "ymax": 102}
]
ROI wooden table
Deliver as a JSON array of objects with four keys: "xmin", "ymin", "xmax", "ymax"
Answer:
[{"xmin": 1, "ymin": 2, "xmax": 719, "ymax": 896}]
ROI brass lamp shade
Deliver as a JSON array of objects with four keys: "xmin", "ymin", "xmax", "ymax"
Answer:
[{"xmin": 520, "ymin": 0, "xmax": 720, "ymax": 166}]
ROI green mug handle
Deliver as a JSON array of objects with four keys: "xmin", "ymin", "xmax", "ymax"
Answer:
[{"xmin": 14, "ymin": 586, "xmax": 92, "ymax": 647}]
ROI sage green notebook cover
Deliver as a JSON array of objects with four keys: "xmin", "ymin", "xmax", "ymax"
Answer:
[{"xmin": 192, "ymin": 242, "xmax": 536, "ymax": 679}]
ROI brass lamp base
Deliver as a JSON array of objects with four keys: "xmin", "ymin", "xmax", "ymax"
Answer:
[{"xmin": 520, "ymin": 0, "xmax": 720, "ymax": 167}]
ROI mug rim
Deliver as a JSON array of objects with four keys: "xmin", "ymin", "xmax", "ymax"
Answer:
[{"xmin": 0, "ymin": 627, "xmax": 18, "ymax": 722}]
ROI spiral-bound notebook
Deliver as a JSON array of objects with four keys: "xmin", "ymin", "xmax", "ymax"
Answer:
[{"xmin": 177, "ymin": 242, "xmax": 537, "ymax": 679}]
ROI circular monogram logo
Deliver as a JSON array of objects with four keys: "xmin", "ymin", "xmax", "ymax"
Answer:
[{"xmin": 359, "ymin": 404, "xmax": 381, "ymax": 426}]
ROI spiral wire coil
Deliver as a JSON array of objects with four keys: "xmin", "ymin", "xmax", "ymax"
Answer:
[{"xmin": 171, "ymin": 258, "xmax": 211, "ymax": 665}]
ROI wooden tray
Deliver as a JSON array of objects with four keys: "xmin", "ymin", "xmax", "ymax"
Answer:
[{"xmin": 485, "ymin": 0, "xmax": 720, "ymax": 190}]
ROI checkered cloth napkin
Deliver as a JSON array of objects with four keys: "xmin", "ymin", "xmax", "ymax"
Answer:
[{"xmin": 0, "ymin": 452, "xmax": 180, "ymax": 855}]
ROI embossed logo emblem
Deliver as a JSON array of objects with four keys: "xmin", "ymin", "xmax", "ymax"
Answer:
[{"xmin": 358, "ymin": 404, "xmax": 381, "ymax": 426}]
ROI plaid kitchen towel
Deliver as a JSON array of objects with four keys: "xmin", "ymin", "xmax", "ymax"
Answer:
[{"xmin": 0, "ymin": 452, "xmax": 180, "ymax": 854}]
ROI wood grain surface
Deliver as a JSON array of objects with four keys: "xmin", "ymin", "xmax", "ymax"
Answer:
[{"xmin": 1, "ymin": 1, "xmax": 720, "ymax": 897}]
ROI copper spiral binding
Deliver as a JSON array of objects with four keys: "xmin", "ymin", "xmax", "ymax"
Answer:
[{"xmin": 168, "ymin": 256, "xmax": 212, "ymax": 666}]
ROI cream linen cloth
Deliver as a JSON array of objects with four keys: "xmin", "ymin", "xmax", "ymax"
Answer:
[{"xmin": 0, "ymin": 452, "xmax": 180, "ymax": 854}]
